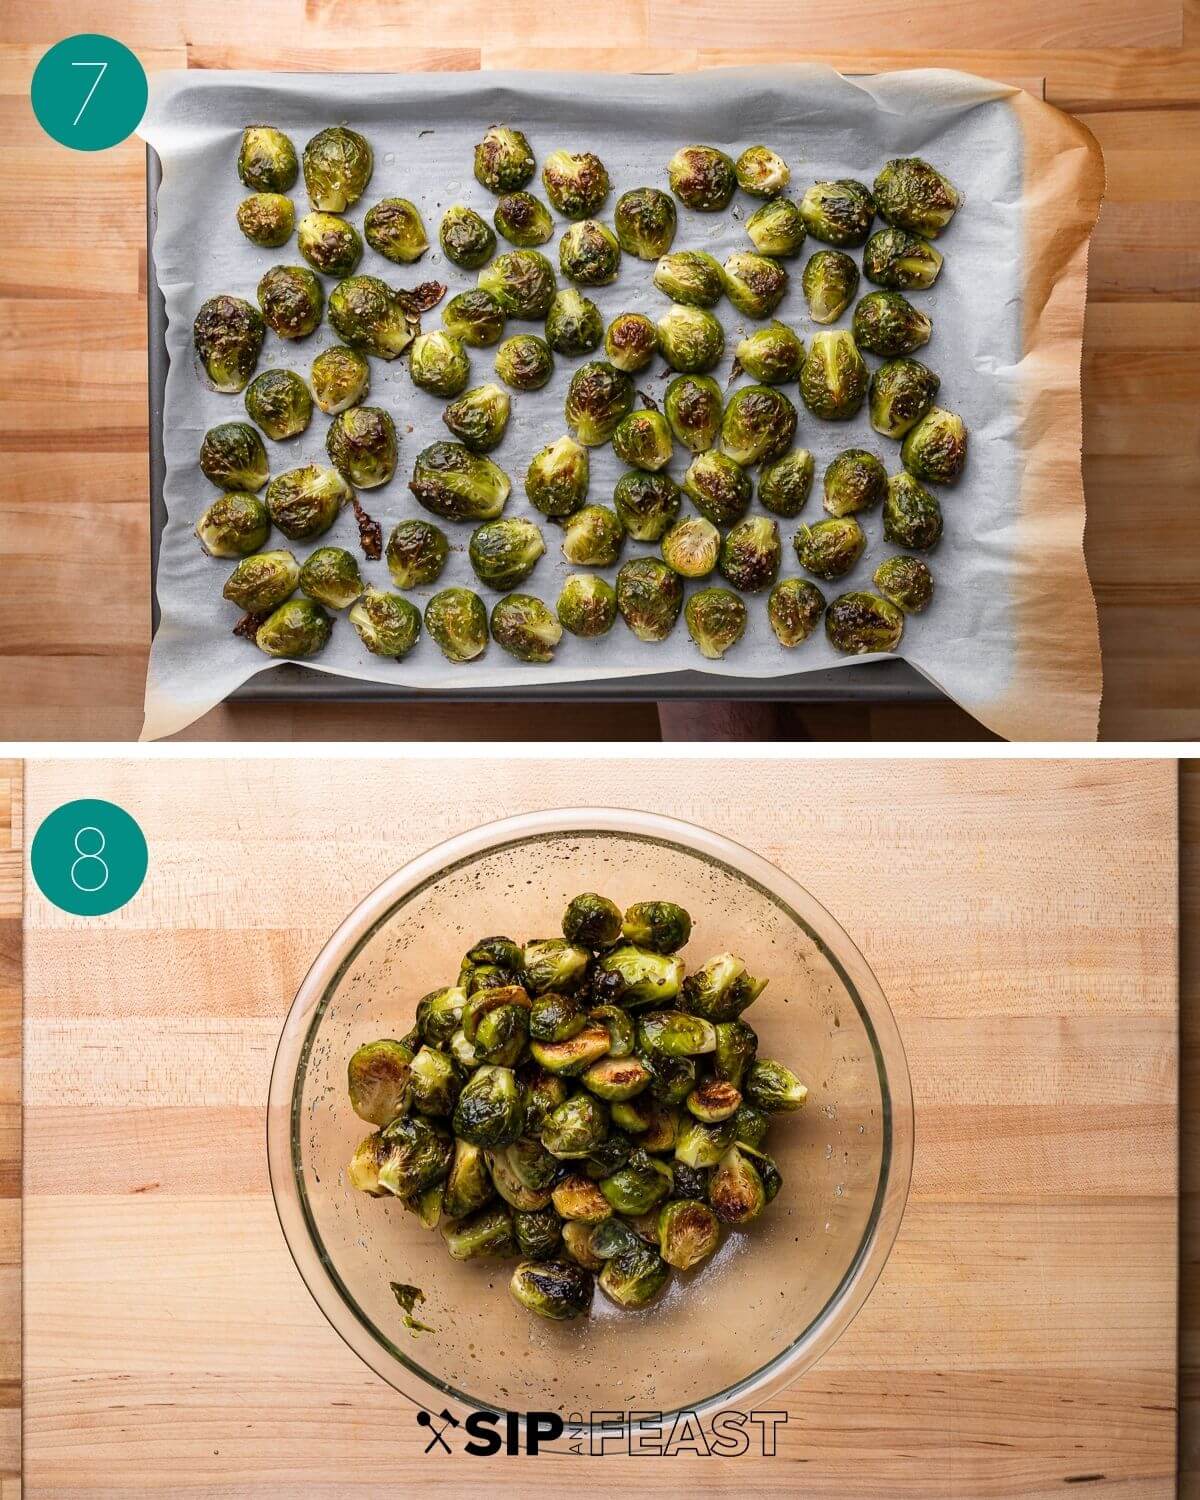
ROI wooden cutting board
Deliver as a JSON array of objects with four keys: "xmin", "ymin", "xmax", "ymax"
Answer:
[{"xmin": 19, "ymin": 757, "xmax": 1178, "ymax": 1495}]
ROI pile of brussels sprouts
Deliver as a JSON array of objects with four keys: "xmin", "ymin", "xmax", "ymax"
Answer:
[
  {"xmin": 345, "ymin": 894, "xmax": 808, "ymax": 1321},
  {"xmin": 193, "ymin": 119, "xmax": 966, "ymax": 666}
]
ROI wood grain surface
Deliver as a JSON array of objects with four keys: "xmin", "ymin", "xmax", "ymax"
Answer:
[
  {"xmin": 2, "ymin": 9, "xmax": 1199, "ymax": 741},
  {"xmin": 0, "ymin": 763, "xmax": 20, "ymax": 1500},
  {"xmin": 19, "ymin": 756, "xmax": 1179, "ymax": 1495}
]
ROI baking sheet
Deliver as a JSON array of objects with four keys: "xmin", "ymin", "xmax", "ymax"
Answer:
[{"xmin": 139, "ymin": 66, "xmax": 1100, "ymax": 740}]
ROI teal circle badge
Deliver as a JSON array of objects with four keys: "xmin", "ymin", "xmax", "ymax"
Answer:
[
  {"xmin": 30, "ymin": 799, "xmax": 148, "ymax": 917},
  {"xmin": 31, "ymin": 35, "xmax": 148, "ymax": 152}
]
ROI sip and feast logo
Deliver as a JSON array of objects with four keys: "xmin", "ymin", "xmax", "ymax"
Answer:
[{"xmin": 416, "ymin": 1407, "xmax": 787, "ymax": 1457}]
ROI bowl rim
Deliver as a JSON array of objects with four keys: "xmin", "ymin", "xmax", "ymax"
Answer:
[{"xmin": 267, "ymin": 805, "xmax": 914, "ymax": 1432}]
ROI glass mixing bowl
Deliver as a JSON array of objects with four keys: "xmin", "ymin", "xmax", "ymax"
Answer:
[{"xmin": 268, "ymin": 808, "xmax": 912, "ymax": 1427}]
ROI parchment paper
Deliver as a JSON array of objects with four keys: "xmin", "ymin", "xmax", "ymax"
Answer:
[{"xmin": 139, "ymin": 66, "xmax": 1103, "ymax": 740}]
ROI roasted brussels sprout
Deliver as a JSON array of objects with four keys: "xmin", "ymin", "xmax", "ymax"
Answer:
[
  {"xmin": 440, "ymin": 204, "xmax": 497, "ymax": 269},
  {"xmin": 266, "ymin": 464, "xmax": 352, "ymax": 540},
  {"xmin": 350, "ymin": 587, "xmax": 421, "ymax": 658},
  {"xmin": 758, "ymin": 449, "xmax": 815, "ymax": 518},
  {"xmin": 348, "ymin": 1131, "xmax": 388, "ymax": 1195},
  {"xmin": 719, "ymin": 516, "xmax": 781, "ymax": 593},
  {"xmin": 713, "ymin": 1019, "xmax": 758, "ymax": 1089},
  {"xmin": 194, "ymin": 295, "xmax": 264, "ymax": 393},
  {"xmin": 442, "ymin": 382, "xmax": 511, "ymax": 453},
  {"xmin": 441, "ymin": 1137, "xmax": 494, "ymax": 1218},
  {"xmin": 613, "ymin": 410, "xmax": 673, "ymax": 473},
  {"xmin": 200, "ymin": 421, "xmax": 269, "ymax": 492},
  {"xmin": 599, "ymin": 1151, "xmax": 672, "ymax": 1214},
  {"xmin": 732, "ymin": 1102, "xmax": 770, "ymax": 1149},
  {"xmin": 656, "ymin": 303, "xmax": 724, "ymax": 374},
  {"xmin": 709, "ymin": 1143, "xmax": 767, "ymax": 1224},
  {"xmin": 661, "ymin": 516, "xmax": 719, "ymax": 578},
  {"xmin": 520, "ymin": 1068, "xmax": 571, "ymax": 1135},
  {"xmin": 236, "ymin": 192, "xmax": 295, "ymax": 248},
  {"xmin": 493, "ymin": 190, "xmax": 554, "ymax": 247},
  {"xmin": 478, "ymin": 249, "xmax": 557, "ymax": 319},
  {"xmin": 723, "ymin": 251, "xmax": 788, "ymax": 319},
  {"xmin": 824, "ymin": 591, "xmax": 905, "ymax": 654},
  {"xmin": 667, "ymin": 145, "xmax": 736, "ymax": 212},
  {"xmin": 488, "ymin": 1138, "xmax": 550, "ymax": 1206},
  {"xmin": 683, "ymin": 451, "xmax": 751, "ymax": 526},
  {"xmin": 255, "ymin": 598, "xmax": 332, "ymax": 658},
  {"xmin": 686, "ymin": 588, "xmax": 747, "ymax": 660},
  {"xmin": 658, "ymin": 1198, "xmax": 719, "ymax": 1270},
  {"xmin": 303, "ymin": 126, "xmax": 372, "ymax": 211},
  {"xmin": 720, "ymin": 385, "xmax": 797, "ymax": 466},
  {"xmin": 869, "ymin": 359, "xmax": 940, "ymax": 440},
  {"xmin": 557, "ymin": 574, "xmax": 617, "ymax": 638},
  {"xmin": 196, "ymin": 492, "xmax": 270, "ymax": 559},
  {"xmin": 639, "ymin": 1010, "xmax": 716, "ymax": 1058},
  {"xmin": 736, "ymin": 321, "xmax": 804, "ymax": 384},
  {"xmin": 311, "ymin": 345, "xmax": 369, "ymax": 414},
  {"xmin": 736, "ymin": 145, "xmax": 790, "ymax": 197},
  {"xmin": 562, "ymin": 893, "xmax": 623, "ymax": 950},
  {"xmin": 257, "ymin": 265, "xmax": 323, "ymax": 340},
  {"xmin": 542, "ymin": 149, "xmax": 610, "ymax": 218},
  {"xmin": 238, "ymin": 125, "xmax": 298, "ymax": 193},
  {"xmin": 495, "ymin": 333, "xmax": 554, "ymax": 391},
  {"xmin": 746, "ymin": 196, "xmax": 807, "ymax": 257},
  {"xmin": 617, "ymin": 901, "xmax": 689, "ymax": 955},
  {"xmin": 589, "ymin": 1216, "xmax": 641, "ymax": 1258},
  {"xmin": 452, "ymin": 1064, "xmax": 524, "ymax": 1148},
  {"xmin": 800, "ymin": 330, "xmax": 868, "ymax": 421},
  {"xmin": 874, "ymin": 554, "xmax": 934, "ymax": 613},
  {"xmin": 802, "ymin": 248, "xmax": 859, "ymax": 325},
  {"xmin": 653, "ymin": 249, "xmax": 724, "ymax": 308},
  {"xmin": 513, "ymin": 1207, "xmax": 563, "ymax": 1261},
  {"xmin": 469, "ymin": 517, "xmax": 545, "ymax": 590},
  {"xmin": 614, "ymin": 186, "xmax": 677, "ymax": 259},
  {"xmin": 409, "ymin": 442, "xmax": 510, "ymax": 522},
  {"xmin": 596, "ymin": 946, "xmax": 684, "ymax": 1006},
  {"xmin": 530, "ymin": 992, "xmax": 587, "ymax": 1044},
  {"xmin": 745, "ymin": 1058, "xmax": 809, "ymax": 1112},
  {"xmin": 510, "ymin": 1259, "xmax": 591, "ymax": 1319},
  {"xmin": 531, "ymin": 1024, "xmax": 610, "ymax": 1077},
  {"xmin": 542, "ymin": 1093, "xmax": 609, "ymax": 1158},
  {"xmin": 900, "ymin": 407, "xmax": 968, "ymax": 484},
  {"xmin": 409, "ymin": 331, "xmax": 470, "ymax": 398},
  {"xmin": 491, "ymin": 595, "xmax": 562, "ymax": 661},
  {"xmin": 583, "ymin": 1054, "xmax": 654, "ymax": 1103},
  {"xmin": 418, "ymin": 987, "xmax": 466, "ymax": 1048},
  {"xmin": 385, "ymin": 519, "xmax": 449, "ymax": 589},
  {"xmin": 552, "ymin": 1172, "xmax": 611, "ymax": 1223},
  {"xmin": 687, "ymin": 1078, "xmax": 742, "ymax": 1123},
  {"xmin": 674, "ymin": 1117, "xmax": 734, "ymax": 1167},
  {"xmin": 852, "ymin": 290, "xmax": 932, "ymax": 357},
  {"xmin": 442, "ymin": 289, "xmax": 507, "ymax": 349},
  {"xmin": 565, "ymin": 361, "xmax": 634, "ymax": 446},
  {"xmin": 508, "ymin": 1133, "xmax": 564, "ymax": 1192},
  {"xmin": 863, "ymin": 227, "xmax": 943, "ymax": 290},
  {"xmin": 604, "ymin": 312, "xmax": 657, "ymax": 373},
  {"xmin": 545, "ymin": 289, "xmax": 604, "ymax": 356},
  {"xmin": 562, "ymin": 505, "xmax": 623, "ymax": 566},
  {"xmin": 222, "ymin": 549, "xmax": 299, "ymax": 612},
  {"xmin": 244, "ymin": 368, "xmax": 312, "ymax": 441},
  {"xmin": 800, "ymin": 179, "xmax": 875, "ymax": 247},
  {"xmin": 299, "ymin": 546, "xmax": 364, "ymax": 610},
  {"xmin": 475, "ymin": 125, "xmax": 536, "ymax": 193},
  {"xmin": 613, "ymin": 470, "xmax": 681, "ymax": 541},
  {"xmin": 377, "ymin": 1114, "xmax": 453, "ymax": 1198},
  {"xmin": 644, "ymin": 1051, "xmax": 698, "ymax": 1108},
  {"xmin": 682, "ymin": 952, "xmax": 766, "ymax": 1022},
  {"xmin": 326, "ymin": 405, "xmax": 397, "ymax": 488},
  {"xmin": 599, "ymin": 1242, "xmax": 669, "ymax": 1308},
  {"xmin": 348, "ymin": 200, "xmax": 424, "ymax": 271},
  {"xmin": 663, "ymin": 374, "xmax": 722, "ymax": 454},
  {"xmin": 883, "ymin": 471, "xmax": 943, "ymax": 549},
  {"xmin": 559, "ymin": 219, "xmax": 621, "ymax": 286},
  {"xmin": 526, "ymin": 436, "xmax": 589, "ymax": 517},
  {"xmin": 823, "ymin": 448, "xmax": 888, "ymax": 517},
  {"xmin": 616, "ymin": 558, "xmax": 684, "ymax": 643},
  {"xmin": 424, "ymin": 587, "xmax": 490, "ymax": 662},
  {"xmin": 442, "ymin": 1205, "xmax": 517, "ymax": 1260},
  {"xmin": 296, "ymin": 210, "xmax": 362, "ymax": 277},
  {"xmin": 794, "ymin": 516, "xmax": 866, "ymax": 580},
  {"xmin": 874, "ymin": 157, "xmax": 960, "ymax": 237},
  {"xmin": 328, "ymin": 275, "xmax": 417, "ymax": 360}
]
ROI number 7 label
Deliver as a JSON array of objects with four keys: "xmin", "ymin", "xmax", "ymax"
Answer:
[{"xmin": 31, "ymin": 35, "xmax": 147, "ymax": 151}]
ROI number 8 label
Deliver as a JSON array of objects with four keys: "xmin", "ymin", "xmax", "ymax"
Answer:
[{"xmin": 31, "ymin": 800, "xmax": 147, "ymax": 916}]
